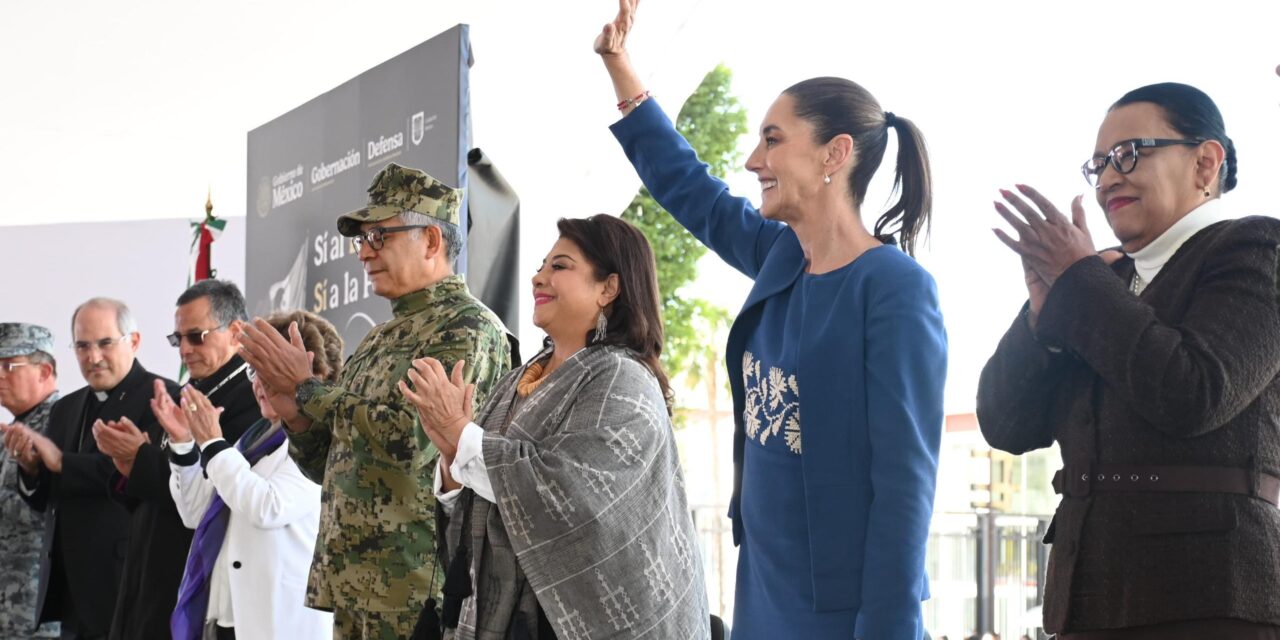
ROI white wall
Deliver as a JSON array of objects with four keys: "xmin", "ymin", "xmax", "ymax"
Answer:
[{"xmin": 0, "ymin": 216, "xmax": 246, "ymax": 420}]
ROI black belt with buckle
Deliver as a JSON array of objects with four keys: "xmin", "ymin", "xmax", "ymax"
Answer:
[{"xmin": 1051, "ymin": 463, "xmax": 1280, "ymax": 507}]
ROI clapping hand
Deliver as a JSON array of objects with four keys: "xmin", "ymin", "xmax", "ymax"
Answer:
[
  {"xmin": 180, "ymin": 385, "xmax": 224, "ymax": 444},
  {"xmin": 92, "ymin": 417, "xmax": 150, "ymax": 477},
  {"xmin": 397, "ymin": 358, "xmax": 474, "ymax": 462},
  {"xmin": 993, "ymin": 184, "xmax": 1100, "ymax": 322},
  {"xmin": 151, "ymin": 379, "xmax": 192, "ymax": 444},
  {"xmin": 239, "ymin": 319, "xmax": 311, "ymax": 397},
  {"xmin": 2, "ymin": 422, "xmax": 44, "ymax": 474}
]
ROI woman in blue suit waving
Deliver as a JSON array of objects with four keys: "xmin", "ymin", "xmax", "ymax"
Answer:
[{"xmin": 596, "ymin": 2, "xmax": 947, "ymax": 638}]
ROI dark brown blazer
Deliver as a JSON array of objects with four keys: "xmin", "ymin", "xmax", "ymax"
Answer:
[{"xmin": 977, "ymin": 216, "xmax": 1280, "ymax": 633}]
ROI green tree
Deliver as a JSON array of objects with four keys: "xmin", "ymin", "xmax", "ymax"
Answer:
[{"xmin": 620, "ymin": 64, "xmax": 748, "ymax": 412}]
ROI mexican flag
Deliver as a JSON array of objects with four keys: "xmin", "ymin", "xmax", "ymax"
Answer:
[
  {"xmin": 189, "ymin": 214, "xmax": 227, "ymax": 285},
  {"xmin": 180, "ymin": 198, "xmax": 227, "ymax": 382}
]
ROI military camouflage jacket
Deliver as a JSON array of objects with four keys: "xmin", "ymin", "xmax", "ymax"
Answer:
[
  {"xmin": 290, "ymin": 275, "xmax": 511, "ymax": 614},
  {"xmin": 0, "ymin": 393, "xmax": 60, "ymax": 638}
]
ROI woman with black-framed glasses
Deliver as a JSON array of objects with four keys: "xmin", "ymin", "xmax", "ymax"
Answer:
[{"xmin": 980, "ymin": 83, "xmax": 1280, "ymax": 638}]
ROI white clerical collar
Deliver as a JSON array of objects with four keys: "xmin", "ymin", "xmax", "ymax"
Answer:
[
  {"xmin": 94, "ymin": 391, "xmax": 109, "ymax": 401},
  {"xmin": 1127, "ymin": 198, "xmax": 1230, "ymax": 289}
]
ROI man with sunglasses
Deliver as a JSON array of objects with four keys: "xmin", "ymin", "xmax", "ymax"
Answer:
[
  {"xmin": 6, "ymin": 299, "xmax": 176, "ymax": 640},
  {"xmin": 90, "ymin": 280, "xmax": 261, "ymax": 640},
  {"xmin": 240, "ymin": 162, "xmax": 514, "ymax": 639},
  {"xmin": 0, "ymin": 323, "xmax": 61, "ymax": 639}
]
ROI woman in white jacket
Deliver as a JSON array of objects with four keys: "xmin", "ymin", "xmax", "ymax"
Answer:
[{"xmin": 157, "ymin": 310, "xmax": 343, "ymax": 640}]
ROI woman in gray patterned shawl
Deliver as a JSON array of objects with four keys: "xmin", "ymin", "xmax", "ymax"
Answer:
[{"xmin": 400, "ymin": 215, "xmax": 710, "ymax": 640}]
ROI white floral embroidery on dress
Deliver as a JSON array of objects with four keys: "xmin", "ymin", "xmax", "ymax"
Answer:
[{"xmin": 742, "ymin": 351, "xmax": 802, "ymax": 453}]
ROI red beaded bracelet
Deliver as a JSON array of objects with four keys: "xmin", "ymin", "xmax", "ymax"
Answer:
[{"xmin": 616, "ymin": 90, "xmax": 651, "ymax": 112}]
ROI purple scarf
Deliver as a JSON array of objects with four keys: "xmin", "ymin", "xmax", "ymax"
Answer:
[{"xmin": 171, "ymin": 420, "xmax": 286, "ymax": 640}]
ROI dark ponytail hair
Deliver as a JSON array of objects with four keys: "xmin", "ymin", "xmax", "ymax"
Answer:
[
  {"xmin": 1111, "ymin": 82, "xmax": 1237, "ymax": 194},
  {"xmin": 784, "ymin": 77, "xmax": 933, "ymax": 256},
  {"xmin": 555, "ymin": 215, "xmax": 673, "ymax": 411}
]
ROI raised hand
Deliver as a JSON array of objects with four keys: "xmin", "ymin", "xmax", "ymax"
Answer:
[
  {"xmin": 594, "ymin": 0, "xmax": 638, "ymax": 56},
  {"xmin": 151, "ymin": 378, "xmax": 192, "ymax": 444}
]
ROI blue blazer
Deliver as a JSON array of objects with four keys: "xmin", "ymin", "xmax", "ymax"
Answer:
[{"xmin": 612, "ymin": 99, "xmax": 947, "ymax": 639}]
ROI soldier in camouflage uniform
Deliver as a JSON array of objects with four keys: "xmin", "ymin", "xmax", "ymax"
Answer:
[
  {"xmin": 240, "ymin": 162, "xmax": 514, "ymax": 640},
  {"xmin": 0, "ymin": 323, "xmax": 60, "ymax": 639}
]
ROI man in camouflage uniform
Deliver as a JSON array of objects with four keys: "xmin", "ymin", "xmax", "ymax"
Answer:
[
  {"xmin": 0, "ymin": 323, "xmax": 60, "ymax": 639},
  {"xmin": 241, "ymin": 162, "xmax": 513, "ymax": 639}
]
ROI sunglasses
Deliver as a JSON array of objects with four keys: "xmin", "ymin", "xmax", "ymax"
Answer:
[{"xmin": 166, "ymin": 325, "xmax": 228, "ymax": 347}]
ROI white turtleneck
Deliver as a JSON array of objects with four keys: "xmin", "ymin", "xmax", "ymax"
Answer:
[{"xmin": 1126, "ymin": 198, "xmax": 1231, "ymax": 294}]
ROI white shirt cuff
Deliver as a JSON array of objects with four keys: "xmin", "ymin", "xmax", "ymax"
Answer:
[
  {"xmin": 433, "ymin": 459, "xmax": 461, "ymax": 516},
  {"xmin": 449, "ymin": 422, "xmax": 495, "ymax": 503},
  {"xmin": 169, "ymin": 440, "xmax": 197, "ymax": 455},
  {"xmin": 198, "ymin": 437, "xmax": 227, "ymax": 450}
]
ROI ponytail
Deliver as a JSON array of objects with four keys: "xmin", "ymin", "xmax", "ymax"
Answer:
[
  {"xmin": 785, "ymin": 77, "xmax": 934, "ymax": 256},
  {"xmin": 873, "ymin": 113, "xmax": 932, "ymax": 257}
]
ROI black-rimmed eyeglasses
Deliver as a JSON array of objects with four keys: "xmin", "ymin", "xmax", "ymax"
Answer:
[
  {"xmin": 350, "ymin": 225, "xmax": 429, "ymax": 251},
  {"xmin": 166, "ymin": 325, "xmax": 228, "ymax": 347},
  {"xmin": 1081, "ymin": 137, "xmax": 1204, "ymax": 188}
]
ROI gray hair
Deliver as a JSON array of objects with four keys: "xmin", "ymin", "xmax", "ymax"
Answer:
[
  {"xmin": 71, "ymin": 297, "xmax": 138, "ymax": 335},
  {"xmin": 176, "ymin": 279, "xmax": 248, "ymax": 326},
  {"xmin": 26, "ymin": 349, "xmax": 56, "ymax": 377},
  {"xmin": 400, "ymin": 210, "xmax": 462, "ymax": 266}
]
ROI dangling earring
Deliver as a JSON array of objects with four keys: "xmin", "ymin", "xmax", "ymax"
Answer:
[
  {"xmin": 593, "ymin": 310, "xmax": 608, "ymax": 343},
  {"xmin": 823, "ymin": 174, "xmax": 831, "ymax": 185},
  {"xmin": 1203, "ymin": 185, "xmax": 1211, "ymax": 197}
]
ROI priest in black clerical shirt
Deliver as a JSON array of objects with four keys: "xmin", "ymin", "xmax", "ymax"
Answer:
[{"xmin": 9, "ymin": 298, "xmax": 177, "ymax": 640}]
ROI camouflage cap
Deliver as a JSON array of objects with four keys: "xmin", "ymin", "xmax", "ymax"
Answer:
[
  {"xmin": 0, "ymin": 323, "xmax": 55, "ymax": 359},
  {"xmin": 336, "ymin": 163, "xmax": 462, "ymax": 236}
]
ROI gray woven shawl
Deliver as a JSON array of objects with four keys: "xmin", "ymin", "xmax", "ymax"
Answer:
[{"xmin": 445, "ymin": 344, "xmax": 709, "ymax": 640}]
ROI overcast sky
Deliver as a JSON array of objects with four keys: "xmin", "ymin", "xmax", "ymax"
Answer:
[{"xmin": 2, "ymin": 0, "xmax": 1277, "ymax": 412}]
